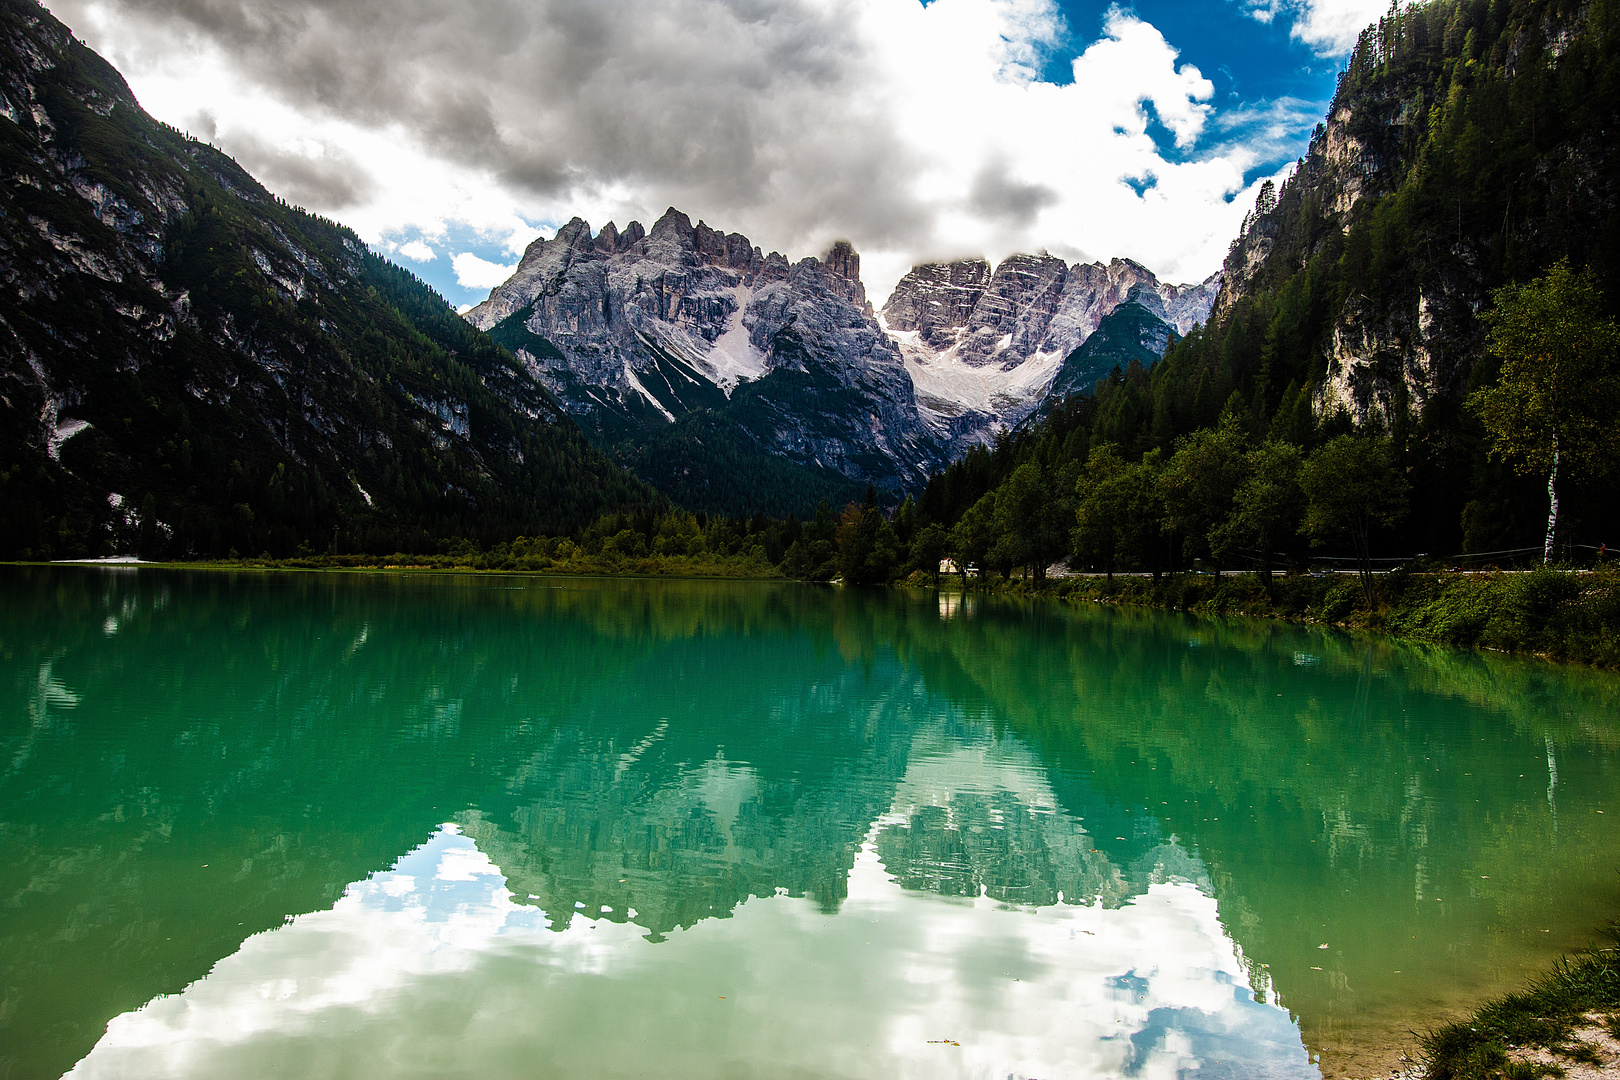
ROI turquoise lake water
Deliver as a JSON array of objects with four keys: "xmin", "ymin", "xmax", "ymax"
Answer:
[{"xmin": 2, "ymin": 567, "xmax": 1617, "ymax": 1079}]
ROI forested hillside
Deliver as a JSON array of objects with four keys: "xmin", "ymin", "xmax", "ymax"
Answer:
[
  {"xmin": 917, "ymin": 0, "xmax": 1620, "ymax": 573},
  {"xmin": 0, "ymin": 0, "xmax": 649, "ymax": 561}
]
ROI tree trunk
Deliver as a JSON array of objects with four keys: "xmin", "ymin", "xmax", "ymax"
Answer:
[
  {"xmin": 1544, "ymin": 437, "xmax": 1560, "ymax": 565},
  {"xmin": 1354, "ymin": 519, "xmax": 1375, "ymax": 607}
]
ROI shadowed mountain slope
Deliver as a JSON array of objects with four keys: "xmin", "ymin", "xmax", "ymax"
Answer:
[{"xmin": 0, "ymin": 0, "xmax": 648, "ymax": 559}]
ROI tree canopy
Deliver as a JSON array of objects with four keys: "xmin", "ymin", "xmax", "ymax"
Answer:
[{"xmin": 1469, "ymin": 260, "xmax": 1620, "ymax": 561}]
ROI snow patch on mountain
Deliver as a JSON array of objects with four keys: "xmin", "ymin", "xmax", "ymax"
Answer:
[{"xmin": 701, "ymin": 285, "xmax": 769, "ymax": 393}]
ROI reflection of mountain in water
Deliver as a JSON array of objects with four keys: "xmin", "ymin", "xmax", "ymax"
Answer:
[
  {"xmin": 461, "ymin": 657, "xmax": 921, "ymax": 936},
  {"xmin": 463, "ymin": 672, "xmax": 1205, "ymax": 940},
  {"xmin": 873, "ymin": 740, "xmax": 1206, "ymax": 910},
  {"xmin": 65, "ymin": 823, "xmax": 1315, "ymax": 1080}
]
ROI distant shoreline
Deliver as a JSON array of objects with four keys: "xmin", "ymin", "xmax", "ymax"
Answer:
[
  {"xmin": 12, "ymin": 558, "xmax": 1620, "ymax": 673},
  {"xmin": 936, "ymin": 566, "xmax": 1620, "ymax": 672}
]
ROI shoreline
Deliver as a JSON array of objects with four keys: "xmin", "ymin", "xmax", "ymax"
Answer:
[
  {"xmin": 1410, "ymin": 929, "xmax": 1620, "ymax": 1080},
  {"xmin": 12, "ymin": 558, "xmax": 1620, "ymax": 672},
  {"xmin": 940, "ymin": 566, "xmax": 1620, "ymax": 672}
]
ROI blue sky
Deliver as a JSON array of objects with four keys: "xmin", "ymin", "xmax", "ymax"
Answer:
[{"xmin": 1052, "ymin": 1, "xmax": 1345, "ymax": 102}]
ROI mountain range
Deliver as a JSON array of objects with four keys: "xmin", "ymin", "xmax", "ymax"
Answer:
[{"xmin": 469, "ymin": 215, "xmax": 1219, "ymax": 513}]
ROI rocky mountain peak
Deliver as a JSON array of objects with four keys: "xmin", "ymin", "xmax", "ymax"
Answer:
[
  {"xmin": 555, "ymin": 216, "xmax": 594, "ymax": 251},
  {"xmin": 881, "ymin": 249, "xmax": 1219, "ymax": 452},
  {"xmin": 880, "ymin": 259, "xmax": 993, "ymax": 348},
  {"xmin": 650, "ymin": 206, "xmax": 693, "ymax": 241},
  {"xmin": 463, "ymin": 208, "xmax": 934, "ymax": 497},
  {"xmin": 814, "ymin": 240, "xmax": 866, "ymax": 309}
]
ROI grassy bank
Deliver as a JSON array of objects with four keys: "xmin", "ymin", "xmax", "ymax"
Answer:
[
  {"xmin": 1420, "ymin": 930, "xmax": 1620, "ymax": 1079},
  {"xmin": 108, "ymin": 548, "xmax": 784, "ymax": 580},
  {"xmin": 911, "ymin": 565, "xmax": 1620, "ymax": 669}
]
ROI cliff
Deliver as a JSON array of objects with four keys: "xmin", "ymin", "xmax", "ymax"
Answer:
[{"xmin": 1213, "ymin": 0, "xmax": 1619, "ymax": 428}]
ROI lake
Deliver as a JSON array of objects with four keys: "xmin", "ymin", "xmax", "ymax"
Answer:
[{"xmin": 2, "ymin": 567, "xmax": 1617, "ymax": 1080}]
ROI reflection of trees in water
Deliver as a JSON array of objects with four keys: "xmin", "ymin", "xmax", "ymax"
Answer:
[{"xmin": 466, "ymin": 707, "xmax": 1215, "ymax": 940}]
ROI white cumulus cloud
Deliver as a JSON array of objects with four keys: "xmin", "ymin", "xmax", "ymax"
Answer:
[
  {"xmin": 396, "ymin": 240, "xmax": 437, "ymax": 263},
  {"xmin": 452, "ymin": 253, "xmax": 519, "ymax": 289},
  {"xmin": 1240, "ymin": 0, "xmax": 1390, "ymax": 54}
]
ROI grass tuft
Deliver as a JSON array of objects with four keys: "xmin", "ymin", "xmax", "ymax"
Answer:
[{"xmin": 1422, "ymin": 929, "xmax": 1620, "ymax": 1079}]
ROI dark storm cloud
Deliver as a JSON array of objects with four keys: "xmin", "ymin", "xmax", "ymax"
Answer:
[
  {"xmin": 56, "ymin": 0, "xmax": 933, "ymax": 244},
  {"xmin": 222, "ymin": 130, "xmax": 377, "ymax": 209},
  {"xmin": 968, "ymin": 162, "xmax": 1057, "ymax": 228}
]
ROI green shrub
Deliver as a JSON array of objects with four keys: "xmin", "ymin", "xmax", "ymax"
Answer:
[{"xmin": 1317, "ymin": 580, "xmax": 1361, "ymax": 621}]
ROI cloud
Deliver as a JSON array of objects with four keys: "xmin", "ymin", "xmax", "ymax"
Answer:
[
  {"xmin": 452, "ymin": 252, "xmax": 518, "ymax": 289},
  {"xmin": 220, "ymin": 131, "xmax": 376, "ymax": 210},
  {"xmin": 49, "ymin": 0, "xmax": 1307, "ymax": 299},
  {"xmin": 397, "ymin": 240, "xmax": 436, "ymax": 263},
  {"xmin": 1237, "ymin": 0, "xmax": 1389, "ymax": 54},
  {"xmin": 1208, "ymin": 95, "xmax": 1325, "ymax": 162},
  {"xmin": 969, "ymin": 161, "xmax": 1058, "ymax": 228}
]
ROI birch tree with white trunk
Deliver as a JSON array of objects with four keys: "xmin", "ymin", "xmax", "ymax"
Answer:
[{"xmin": 1468, "ymin": 260, "xmax": 1620, "ymax": 564}]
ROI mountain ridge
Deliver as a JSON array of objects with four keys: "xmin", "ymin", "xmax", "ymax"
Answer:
[
  {"xmin": 468, "ymin": 209, "xmax": 940, "ymax": 508},
  {"xmin": 881, "ymin": 253, "xmax": 1216, "ymax": 448}
]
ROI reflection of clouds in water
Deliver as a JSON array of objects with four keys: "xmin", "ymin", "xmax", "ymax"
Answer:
[
  {"xmin": 858, "ymin": 738, "xmax": 1309, "ymax": 1078},
  {"xmin": 68, "ymin": 822, "xmax": 1315, "ymax": 1080}
]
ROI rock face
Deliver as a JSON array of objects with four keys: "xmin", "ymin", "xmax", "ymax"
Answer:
[
  {"xmin": 882, "ymin": 255, "xmax": 1219, "ymax": 451},
  {"xmin": 467, "ymin": 211, "xmax": 936, "ymax": 496},
  {"xmin": 0, "ymin": 0, "xmax": 644, "ymax": 559},
  {"xmin": 1208, "ymin": 0, "xmax": 1613, "ymax": 431},
  {"xmin": 1210, "ymin": 100, "xmax": 1461, "ymax": 428}
]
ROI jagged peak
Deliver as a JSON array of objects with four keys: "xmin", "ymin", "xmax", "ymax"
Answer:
[
  {"xmin": 555, "ymin": 217, "xmax": 593, "ymax": 248},
  {"xmin": 650, "ymin": 207, "xmax": 694, "ymax": 239},
  {"xmin": 821, "ymin": 240, "xmax": 860, "ymax": 283}
]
